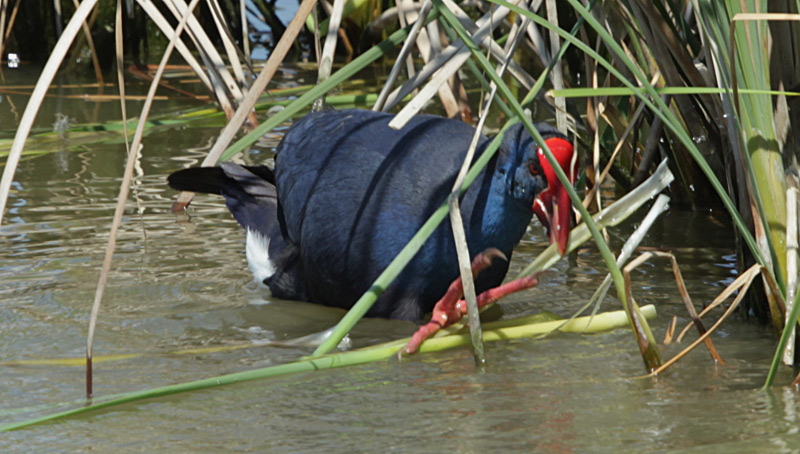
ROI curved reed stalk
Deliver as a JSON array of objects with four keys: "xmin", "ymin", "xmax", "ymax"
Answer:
[{"xmin": 85, "ymin": 0, "xmax": 202, "ymax": 398}]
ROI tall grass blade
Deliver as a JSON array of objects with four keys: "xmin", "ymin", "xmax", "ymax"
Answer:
[
  {"xmin": 730, "ymin": 13, "xmax": 790, "ymax": 296},
  {"xmin": 317, "ymin": 0, "xmax": 345, "ymax": 86},
  {"xmin": 544, "ymin": 0, "xmax": 566, "ymax": 132},
  {"xmin": 135, "ymin": 0, "xmax": 214, "ymax": 94},
  {"xmin": 69, "ymin": 0, "xmax": 103, "ymax": 84},
  {"xmin": 207, "ymin": 0, "xmax": 248, "ymax": 89},
  {"xmin": 240, "ymin": 0, "xmax": 250, "ymax": 63},
  {"xmin": 373, "ymin": 0, "xmax": 433, "ymax": 111},
  {"xmin": 784, "ymin": 171, "xmax": 799, "ymax": 365},
  {"xmin": 495, "ymin": 0, "xmax": 771, "ymax": 330},
  {"xmin": 550, "ymin": 86, "xmax": 800, "ymax": 98}
]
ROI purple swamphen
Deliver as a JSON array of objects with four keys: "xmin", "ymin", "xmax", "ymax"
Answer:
[{"xmin": 168, "ymin": 109, "xmax": 577, "ymax": 353}]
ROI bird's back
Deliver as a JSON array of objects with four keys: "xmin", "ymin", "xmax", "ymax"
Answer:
[{"xmin": 275, "ymin": 110, "xmax": 529, "ymax": 320}]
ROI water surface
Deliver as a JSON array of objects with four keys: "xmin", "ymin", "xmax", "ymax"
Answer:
[{"xmin": 1, "ymin": 67, "xmax": 798, "ymax": 453}]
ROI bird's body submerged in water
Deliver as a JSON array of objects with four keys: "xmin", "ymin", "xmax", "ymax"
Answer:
[{"xmin": 169, "ymin": 109, "xmax": 577, "ymax": 328}]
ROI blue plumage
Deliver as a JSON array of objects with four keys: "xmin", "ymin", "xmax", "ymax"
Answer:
[{"xmin": 168, "ymin": 109, "xmax": 570, "ymax": 321}]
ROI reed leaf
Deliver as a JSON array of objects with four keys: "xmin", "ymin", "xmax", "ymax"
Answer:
[
  {"xmin": 729, "ymin": 11, "xmax": 789, "ymax": 295},
  {"xmin": 551, "ymin": 86, "xmax": 800, "ymax": 98}
]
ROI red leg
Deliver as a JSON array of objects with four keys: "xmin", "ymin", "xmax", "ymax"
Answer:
[
  {"xmin": 400, "ymin": 249, "xmax": 503, "ymax": 357},
  {"xmin": 400, "ymin": 250, "xmax": 539, "ymax": 357}
]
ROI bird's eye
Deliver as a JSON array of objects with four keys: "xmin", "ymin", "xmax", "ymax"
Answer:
[{"xmin": 529, "ymin": 163, "xmax": 540, "ymax": 175}]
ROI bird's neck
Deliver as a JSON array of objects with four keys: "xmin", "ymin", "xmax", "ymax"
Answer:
[{"xmin": 462, "ymin": 156, "xmax": 534, "ymax": 256}]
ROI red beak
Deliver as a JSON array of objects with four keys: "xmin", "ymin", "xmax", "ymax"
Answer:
[{"xmin": 532, "ymin": 137, "xmax": 577, "ymax": 256}]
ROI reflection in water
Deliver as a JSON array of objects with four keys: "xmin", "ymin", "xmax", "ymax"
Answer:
[{"xmin": 0, "ymin": 71, "xmax": 797, "ymax": 453}]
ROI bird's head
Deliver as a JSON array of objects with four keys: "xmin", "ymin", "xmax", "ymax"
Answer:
[{"xmin": 531, "ymin": 129, "xmax": 578, "ymax": 256}]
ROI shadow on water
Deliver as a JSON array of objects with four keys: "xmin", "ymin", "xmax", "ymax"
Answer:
[{"xmin": 1, "ymin": 68, "xmax": 799, "ymax": 453}]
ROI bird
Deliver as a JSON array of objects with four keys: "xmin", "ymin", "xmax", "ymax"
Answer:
[{"xmin": 168, "ymin": 109, "xmax": 577, "ymax": 352}]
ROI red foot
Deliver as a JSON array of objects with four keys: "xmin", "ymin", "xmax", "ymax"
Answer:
[{"xmin": 400, "ymin": 249, "xmax": 539, "ymax": 357}]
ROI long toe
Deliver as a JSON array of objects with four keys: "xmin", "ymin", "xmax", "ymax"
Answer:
[{"xmin": 401, "ymin": 274, "xmax": 540, "ymax": 357}]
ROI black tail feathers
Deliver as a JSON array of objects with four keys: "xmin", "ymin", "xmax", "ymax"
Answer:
[{"xmin": 167, "ymin": 164, "xmax": 275, "ymax": 195}]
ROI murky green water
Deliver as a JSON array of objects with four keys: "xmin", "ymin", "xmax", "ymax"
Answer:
[{"xmin": 2, "ymin": 67, "xmax": 799, "ymax": 453}]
